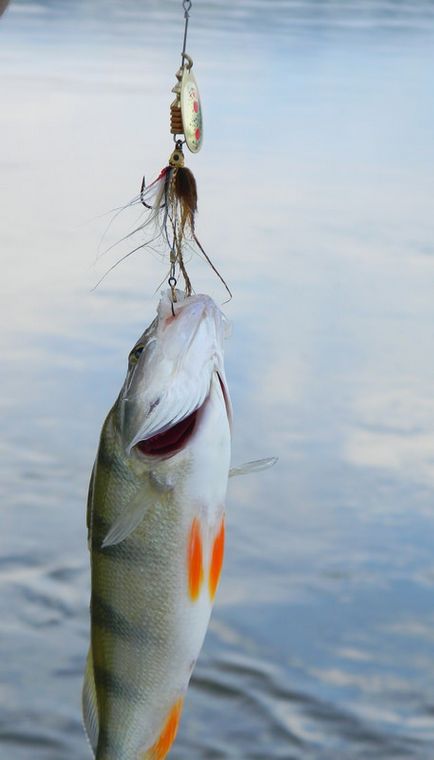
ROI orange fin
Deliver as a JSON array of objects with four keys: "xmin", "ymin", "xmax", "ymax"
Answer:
[
  {"xmin": 188, "ymin": 517, "xmax": 204, "ymax": 601},
  {"xmin": 143, "ymin": 699, "xmax": 184, "ymax": 760},
  {"xmin": 209, "ymin": 517, "xmax": 225, "ymax": 600}
]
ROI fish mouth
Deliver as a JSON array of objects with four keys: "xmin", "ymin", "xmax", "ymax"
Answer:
[
  {"xmin": 134, "ymin": 405, "xmax": 200, "ymax": 458},
  {"xmin": 133, "ymin": 371, "xmax": 231, "ymax": 459}
]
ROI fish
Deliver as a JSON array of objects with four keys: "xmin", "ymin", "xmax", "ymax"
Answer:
[{"xmin": 83, "ymin": 290, "xmax": 233, "ymax": 760}]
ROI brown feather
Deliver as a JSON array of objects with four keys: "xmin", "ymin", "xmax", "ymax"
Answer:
[{"xmin": 174, "ymin": 167, "xmax": 198, "ymax": 215}]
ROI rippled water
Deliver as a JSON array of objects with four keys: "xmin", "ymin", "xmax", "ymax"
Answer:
[{"xmin": 1, "ymin": 1, "xmax": 434, "ymax": 758}]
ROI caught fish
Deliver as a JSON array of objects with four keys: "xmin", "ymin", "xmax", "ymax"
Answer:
[{"xmin": 83, "ymin": 290, "xmax": 232, "ymax": 760}]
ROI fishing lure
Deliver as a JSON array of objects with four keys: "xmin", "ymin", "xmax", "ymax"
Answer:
[{"xmin": 94, "ymin": 1, "xmax": 229, "ymax": 303}]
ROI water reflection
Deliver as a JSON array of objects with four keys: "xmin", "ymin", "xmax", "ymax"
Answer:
[{"xmin": 1, "ymin": 1, "xmax": 434, "ymax": 758}]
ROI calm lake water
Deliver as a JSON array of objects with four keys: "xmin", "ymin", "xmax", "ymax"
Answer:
[{"xmin": 1, "ymin": 1, "xmax": 434, "ymax": 758}]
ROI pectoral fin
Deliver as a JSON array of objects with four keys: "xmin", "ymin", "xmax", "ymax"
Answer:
[
  {"xmin": 229, "ymin": 457, "xmax": 278, "ymax": 478},
  {"xmin": 102, "ymin": 489, "xmax": 149, "ymax": 548}
]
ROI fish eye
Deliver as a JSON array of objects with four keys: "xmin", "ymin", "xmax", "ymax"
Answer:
[{"xmin": 129, "ymin": 344, "xmax": 145, "ymax": 365}]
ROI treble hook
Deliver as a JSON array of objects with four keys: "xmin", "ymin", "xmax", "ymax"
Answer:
[{"xmin": 168, "ymin": 249, "xmax": 178, "ymax": 316}]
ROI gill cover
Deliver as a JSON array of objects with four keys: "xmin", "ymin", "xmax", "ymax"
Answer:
[{"xmin": 120, "ymin": 291, "xmax": 231, "ymax": 456}]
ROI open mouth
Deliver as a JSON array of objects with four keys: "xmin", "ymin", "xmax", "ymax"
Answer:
[
  {"xmin": 134, "ymin": 406, "xmax": 200, "ymax": 458},
  {"xmin": 133, "ymin": 372, "xmax": 230, "ymax": 459}
]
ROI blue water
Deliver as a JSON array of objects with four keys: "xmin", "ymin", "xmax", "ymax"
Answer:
[{"xmin": 1, "ymin": 1, "xmax": 434, "ymax": 757}]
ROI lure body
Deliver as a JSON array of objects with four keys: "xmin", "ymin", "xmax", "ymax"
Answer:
[{"xmin": 83, "ymin": 291, "xmax": 231, "ymax": 760}]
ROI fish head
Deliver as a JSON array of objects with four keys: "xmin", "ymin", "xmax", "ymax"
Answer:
[{"xmin": 118, "ymin": 290, "xmax": 231, "ymax": 459}]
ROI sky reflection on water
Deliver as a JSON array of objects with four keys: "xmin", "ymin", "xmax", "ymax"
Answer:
[{"xmin": 1, "ymin": 1, "xmax": 434, "ymax": 758}]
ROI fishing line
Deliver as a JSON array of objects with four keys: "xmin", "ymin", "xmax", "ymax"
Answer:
[{"xmin": 181, "ymin": 0, "xmax": 192, "ymax": 61}]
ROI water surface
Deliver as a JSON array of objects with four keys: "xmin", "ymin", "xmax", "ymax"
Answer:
[{"xmin": 1, "ymin": 1, "xmax": 434, "ymax": 758}]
